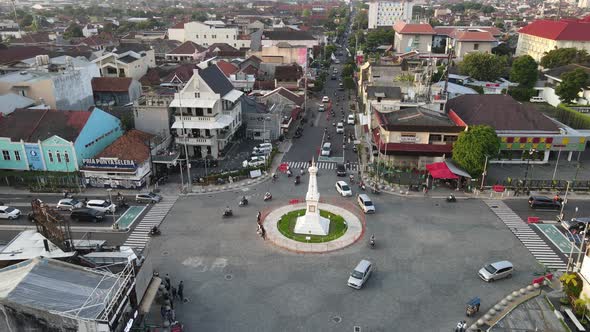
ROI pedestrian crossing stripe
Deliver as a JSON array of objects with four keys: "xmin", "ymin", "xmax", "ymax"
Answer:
[
  {"xmin": 123, "ymin": 195, "xmax": 179, "ymax": 251},
  {"xmin": 485, "ymin": 200, "xmax": 567, "ymax": 271},
  {"xmin": 285, "ymin": 161, "xmax": 359, "ymax": 171}
]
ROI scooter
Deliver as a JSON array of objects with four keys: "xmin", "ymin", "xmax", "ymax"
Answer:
[
  {"xmin": 359, "ymin": 181, "xmax": 366, "ymax": 191},
  {"xmin": 287, "ymin": 170, "xmax": 293, "ymax": 177},
  {"xmin": 223, "ymin": 208, "xmax": 233, "ymax": 217},
  {"xmin": 295, "ymin": 176, "xmax": 301, "ymax": 185},
  {"xmin": 447, "ymin": 194, "xmax": 456, "ymax": 203},
  {"xmin": 371, "ymin": 186, "xmax": 381, "ymax": 195},
  {"xmin": 239, "ymin": 197, "xmax": 248, "ymax": 206},
  {"xmin": 264, "ymin": 192, "xmax": 272, "ymax": 201},
  {"xmin": 369, "ymin": 235, "xmax": 375, "ymax": 249}
]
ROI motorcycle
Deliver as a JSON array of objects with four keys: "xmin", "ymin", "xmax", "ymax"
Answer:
[
  {"xmin": 223, "ymin": 208, "xmax": 233, "ymax": 217},
  {"xmin": 369, "ymin": 235, "xmax": 375, "ymax": 249},
  {"xmin": 371, "ymin": 186, "xmax": 381, "ymax": 195},
  {"xmin": 447, "ymin": 194, "xmax": 456, "ymax": 203},
  {"xmin": 239, "ymin": 197, "xmax": 248, "ymax": 206},
  {"xmin": 295, "ymin": 176, "xmax": 301, "ymax": 185},
  {"xmin": 149, "ymin": 226, "xmax": 161, "ymax": 236},
  {"xmin": 359, "ymin": 181, "xmax": 366, "ymax": 191},
  {"xmin": 287, "ymin": 169, "xmax": 293, "ymax": 177},
  {"xmin": 264, "ymin": 192, "xmax": 272, "ymax": 201},
  {"xmin": 353, "ymin": 146, "xmax": 357, "ymax": 153}
]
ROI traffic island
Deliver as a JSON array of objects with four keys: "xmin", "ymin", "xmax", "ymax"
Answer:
[{"xmin": 264, "ymin": 203, "xmax": 363, "ymax": 253}]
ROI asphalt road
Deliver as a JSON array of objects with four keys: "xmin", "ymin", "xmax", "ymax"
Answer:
[
  {"xmin": 147, "ymin": 169, "xmax": 540, "ymax": 331},
  {"xmin": 285, "ymin": 54, "xmax": 357, "ymax": 165}
]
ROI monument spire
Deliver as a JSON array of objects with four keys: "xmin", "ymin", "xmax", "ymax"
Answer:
[{"xmin": 294, "ymin": 156, "xmax": 330, "ymax": 236}]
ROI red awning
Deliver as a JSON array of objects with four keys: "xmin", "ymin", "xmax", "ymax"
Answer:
[{"xmin": 426, "ymin": 162, "xmax": 459, "ymax": 179}]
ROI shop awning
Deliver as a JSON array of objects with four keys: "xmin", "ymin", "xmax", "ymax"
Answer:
[
  {"xmin": 426, "ymin": 162, "xmax": 459, "ymax": 179},
  {"xmin": 426, "ymin": 161, "xmax": 472, "ymax": 179}
]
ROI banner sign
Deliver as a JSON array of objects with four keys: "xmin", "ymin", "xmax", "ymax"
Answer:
[{"xmin": 83, "ymin": 158, "xmax": 136, "ymax": 169}]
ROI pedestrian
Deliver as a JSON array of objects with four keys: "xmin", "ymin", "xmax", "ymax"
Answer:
[
  {"xmin": 261, "ymin": 226, "xmax": 266, "ymax": 240},
  {"xmin": 462, "ymin": 321, "xmax": 468, "ymax": 331},
  {"xmin": 177, "ymin": 281, "xmax": 184, "ymax": 302},
  {"xmin": 171, "ymin": 286, "xmax": 177, "ymax": 301},
  {"xmin": 455, "ymin": 321, "xmax": 462, "ymax": 332},
  {"xmin": 164, "ymin": 273, "xmax": 171, "ymax": 291},
  {"xmin": 160, "ymin": 305, "xmax": 166, "ymax": 319},
  {"xmin": 257, "ymin": 211, "xmax": 261, "ymax": 223}
]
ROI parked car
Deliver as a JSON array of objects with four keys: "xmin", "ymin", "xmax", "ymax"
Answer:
[
  {"xmin": 0, "ymin": 206, "xmax": 21, "ymax": 220},
  {"xmin": 56, "ymin": 198, "xmax": 84, "ymax": 211},
  {"xmin": 336, "ymin": 122, "xmax": 344, "ymax": 134},
  {"xmin": 253, "ymin": 143, "xmax": 272, "ymax": 154},
  {"xmin": 322, "ymin": 96, "xmax": 330, "ymax": 103},
  {"xmin": 321, "ymin": 142, "xmax": 332, "ymax": 156},
  {"xmin": 562, "ymin": 217, "xmax": 590, "ymax": 233},
  {"xmin": 336, "ymin": 163, "xmax": 347, "ymax": 177},
  {"xmin": 347, "ymin": 259, "xmax": 373, "ymax": 289},
  {"xmin": 335, "ymin": 181, "xmax": 353, "ymax": 197},
  {"xmin": 530, "ymin": 96, "xmax": 546, "ymax": 103},
  {"xmin": 86, "ymin": 200, "xmax": 116, "ymax": 213},
  {"xmin": 478, "ymin": 260, "xmax": 513, "ymax": 282},
  {"xmin": 71, "ymin": 208, "xmax": 105, "ymax": 222},
  {"xmin": 528, "ymin": 196, "xmax": 561, "ymax": 210},
  {"xmin": 347, "ymin": 114, "xmax": 355, "ymax": 125},
  {"xmin": 331, "ymin": 75, "xmax": 337, "ymax": 80},
  {"xmin": 136, "ymin": 192, "xmax": 162, "ymax": 203},
  {"xmin": 243, "ymin": 156, "xmax": 266, "ymax": 168},
  {"xmin": 318, "ymin": 104, "xmax": 325, "ymax": 112}
]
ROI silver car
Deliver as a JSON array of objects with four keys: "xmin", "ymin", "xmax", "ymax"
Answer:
[
  {"xmin": 347, "ymin": 259, "xmax": 373, "ymax": 289},
  {"xmin": 478, "ymin": 260, "xmax": 513, "ymax": 282},
  {"xmin": 56, "ymin": 198, "xmax": 84, "ymax": 211},
  {"xmin": 136, "ymin": 192, "xmax": 162, "ymax": 203}
]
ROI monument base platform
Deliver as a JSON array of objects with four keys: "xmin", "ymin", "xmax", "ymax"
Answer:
[{"xmin": 294, "ymin": 214, "xmax": 330, "ymax": 236}]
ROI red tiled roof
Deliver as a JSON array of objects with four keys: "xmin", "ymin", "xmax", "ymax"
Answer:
[
  {"xmin": 79, "ymin": 32, "xmax": 115, "ymax": 47},
  {"xmin": 93, "ymin": 129, "xmax": 154, "ymax": 164},
  {"xmin": 92, "ymin": 77, "xmax": 133, "ymax": 92},
  {"xmin": 216, "ymin": 60, "xmax": 239, "ymax": 77},
  {"xmin": 393, "ymin": 22, "xmax": 435, "ymax": 35},
  {"xmin": 0, "ymin": 46, "xmax": 47, "ymax": 65},
  {"xmin": 518, "ymin": 17, "xmax": 590, "ymax": 41},
  {"xmin": 168, "ymin": 41, "xmax": 206, "ymax": 55},
  {"xmin": 452, "ymin": 30, "xmax": 496, "ymax": 42},
  {"xmin": 241, "ymin": 64, "xmax": 258, "ymax": 75}
]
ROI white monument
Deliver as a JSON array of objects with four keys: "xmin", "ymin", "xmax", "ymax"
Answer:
[{"xmin": 294, "ymin": 158, "xmax": 330, "ymax": 236}]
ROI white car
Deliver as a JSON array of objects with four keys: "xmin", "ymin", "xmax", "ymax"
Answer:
[
  {"xmin": 321, "ymin": 142, "xmax": 332, "ymax": 156},
  {"xmin": 86, "ymin": 200, "xmax": 116, "ymax": 213},
  {"xmin": 0, "ymin": 206, "xmax": 21, "ymax": 220},
  {"xmin": 347, "ymin": 114, "xmax": 355, "ymax": 125},
  {"xmin": 335, "ymin": 181, "xmax": 352, "ymax": 197},
  {"xmin": 336, "ymin": 122, "xmax": 344, "ymax": 134},
  {"xmin": 530, "ymin": 96, "xmax": 546, "ymax": 103},
  {"xmin": 56, "ymin": 198, "xmax": 84, "ymax": 211},
  {"xmin": 322, "ymin": 96, "xmax": 330, "ymax": 103},
  {"xmin": 243, "ymin": 156, "xmax": 266, "ymax": 168}
]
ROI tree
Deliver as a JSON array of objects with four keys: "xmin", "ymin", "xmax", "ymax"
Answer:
[
  {"xmin": 324, "ymin": 44, "xmax": 337, "ymax": 61},
  {"xmin": 555, "ymin": 69, "xmax": 590, "ymax": 104},
  {"xmin": 302, "ymin": 9, "xmax": 311, "ymax": 18},
  {"xmin": 343, "ymin": 76, "xmax": 355, "ymax": 89},
  {"xmin": 508, "ymin": 86, "xmax": 535, "ymax": 102},
  {"xmin": 342, "ymin": 64, "xmax": 354, "ymax": 77},
  {"xmin": 452, "ymin": 125, "xmax": 500, "ymax": 177},
  {"xmin": 459, "ymin": 53, "xmax": 507, "ymax": 81},
  {"xmin": 540, "ymin": 48, "xmax": 590, "ymax": 69},
  {"xmin": 510, "ymin": 55, "xmax": 538, "ymax": 88},
  {"xmin": 492, "ymin": 43, "xmax": 513, "ymax": 57},
  {"xmin": 63, "ymin": 23, "xmax": 83, "ymax": 39}
]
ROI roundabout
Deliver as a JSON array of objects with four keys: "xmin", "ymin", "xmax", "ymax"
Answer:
[
  {"xmin": 264, "ymin": 202, "xmax": 363, "ymax": 253},
  {"xmin": 277, "ymin": 208, "xmax": 348, "ymax": 243}
]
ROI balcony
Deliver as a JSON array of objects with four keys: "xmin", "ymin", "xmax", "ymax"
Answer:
[
  {"xmin": 174, "ymin": 114, "xmax": 220, "ymax": 123},
  {"xmin": 175, "ymin": 136, "xmax": 214, "ymax": 146}
]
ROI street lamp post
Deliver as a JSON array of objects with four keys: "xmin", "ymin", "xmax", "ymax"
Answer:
[
  {"xmin": 559, "ymin": 180, "xmax": 571, "ymax": 221},
  {"xmin": 480, "ymin": 155, "xmax": 489, "ymax": 191},
  {"xmin": 106, "ymin": 188, "xmax": 116, "ymax": 226},
  {"xmin": 523, "ymin": 148, "xmax": 536, "ymax": 193},
  {"xmin": 552, "ymin": 148, "xmax": 562, "ymax": 181}
]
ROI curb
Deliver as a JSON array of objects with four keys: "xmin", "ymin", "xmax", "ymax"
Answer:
[{"xmin": 187, "ymin": 175, "xmax": 271, "ymax": 195}]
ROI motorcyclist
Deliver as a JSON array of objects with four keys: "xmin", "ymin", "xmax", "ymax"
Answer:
[
  {"xmin": 241, "ymin": 196, "xmax": 248, "ymax": 205},
  {"xmin": 224, "ymin": 206, "xmax": 232, "ymax": 215},
  {"xmin": 370, "ymin": 234, "xmax": 375, "ymax": 247},
  {"xmin": 264, "ymin": 192, "xmax": 272, "ymax": 200},
  {"xmin": 150, "ymin": 225, "xmax": 160, "ymax": 235}
]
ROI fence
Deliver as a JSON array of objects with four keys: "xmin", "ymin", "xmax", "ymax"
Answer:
[{"xmin": 0, "ymin": 171, "xmax": 83, "ymax": 193}]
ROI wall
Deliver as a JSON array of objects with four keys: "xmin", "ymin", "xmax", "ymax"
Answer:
[
  {"xmin": 248, "ymin": 45, "xmax": 307, "ymax": 67},
  {"xmin": 134, "ymin": 101, "xmax": 172, "ymax": 137},
  {"xmin": 369, "ymin": 1, "xmax": 413, "ymax": 29},
  {"xmin": 129, "ymin": 79, "xmax": 142, "ymax": 103},
  {"xmin": 0, "ymin": 138, "xmax": 28, "ymax": 170},
  {"xmin": 395, "ymin": 33, "xmax": 432, "ymax": 53},
  {"xmin": 40, "ymin": 136, "xmax": 77, "ymax": 172},
  {"xmin": 179, "ymin": 22, "xmax": 247, "ymax": 48},
  {"xmin": 52, "ymin": 66, "xmax": 96, "ymax": 110},
  {"xmin": 456, "ymin": 41, "xmax": 493, "ymax": 60},
  {"xmin": 74, "ymin": 108, "xmax": 123, "ymax": 165},
  {"xmin": 261, "ymin": 39, "xmax": 318, "ymax": 49},
  {"xmin": 168, "ymin": 28, "xmax": 185, "ymax": 42}
]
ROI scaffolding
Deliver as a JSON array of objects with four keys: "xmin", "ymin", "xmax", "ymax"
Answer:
[{"xmin": 31, "ymin": 198, "xmax": 74, "ymax": 252}]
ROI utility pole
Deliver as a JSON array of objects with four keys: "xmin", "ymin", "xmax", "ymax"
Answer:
[{"xmin": 177, "ymin": 85, "xmax": 192, "ymax": 192}]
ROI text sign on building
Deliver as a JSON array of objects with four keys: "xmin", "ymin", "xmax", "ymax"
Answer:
[
  {"xmin": 400, "ymin": 136, "xmax": 419, "ymax": 143},
  {"xmin": 24, "ymin": 144, "xmax": 44, "ymax": 170},
  {"xmin": 83, "ymin": 158, "xmax": 136, "ymax": 169}
]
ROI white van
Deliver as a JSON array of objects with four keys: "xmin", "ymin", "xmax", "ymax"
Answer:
[
  {"xmin": 86, "ymin": 200, "xmax": 116, "ymax": 213},
  {"xmin": 321, "ymin": 142, "xmax": 332, "ymax": 156},
  {"xmin": 253, "ymin": 143, "xmax": 272, "ymax": 154},
  {"xmin": 347, "ymin": 259, "xmax": 373, "ymax": 289}
]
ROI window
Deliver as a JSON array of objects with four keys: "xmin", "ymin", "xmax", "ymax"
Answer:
[
  {"xmin": 48, "ymin": 151, "xmax": 54, "ymax": 162},
  {"xmin": 203, "ymin": 34, "xmax": 207, "ymax": 38},
  {"xmin": 64, "ymin": 152, "xmax": 70, "ymax": 163},
  {"xmin": 57, "ymin": 152, "xmax": 62, "ymax": 163},
  {"xmin": 444, "ymin": 135, "xmax": 458, "ymax": 143},
  {"xmin": 195, "ymin": 34, "xmax": 199, "ymax": 38},
  {"xmin": 473, "ymin": 43, "xmax": 479, "ymax": 50},
  {"xmin": 14, "ymin": 150, "xmax": 20, "ymax": 161},
  {"xmin": 429, "ymin": 134, "xmax": 442, "ymax": 143},
  {"xmin": 226, "ymin": 35, "xmax": 229, "ymax": 39},
  {"xmin": 207, "ymin": 108, "xmax": 212, "ymax": 114},
  {"xmin": 195, "ymin": 92, "xmax": 200, "ymax": 98},
  {"xmin": 2, "ymin": 150, "xmax": 10, "ymax": 161}
]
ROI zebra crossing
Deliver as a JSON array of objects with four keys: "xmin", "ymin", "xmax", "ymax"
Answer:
[
  {"xmin": 484, "ymin": 200, "xmax": 567, "ymax": 271},
  {"xmin": 123, "ymin": 196, "xmax": 179, "ymax": 251},
  {"xmin": 286, "ymin": 161, "xmax": 359, "ymax": 171}
]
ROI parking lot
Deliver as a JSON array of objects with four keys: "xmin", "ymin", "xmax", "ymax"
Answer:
[{"xmin": 148, "ymin": 174, "xmax": 541, "ymax": 331}]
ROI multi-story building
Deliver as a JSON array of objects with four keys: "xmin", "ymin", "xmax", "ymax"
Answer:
[
  {"xmin": 168, "ymin": 21, "xmax": 251, "ymax": 49},
  {"xmin": 170, "ymin": 60, "xmax": 244, "ymax": 160},
  {"xmin": 92, "ymin": 44, "xmax": 156, "ymax": 81},
  {"xmin": 368, "ymin": 0, "xmax": 414, "ymax": 29},
  {"xmin": 0, "ymin": 55, "xmax": 99, "ymax": 110},
  {"xmin": 393, "ymin": 22, "xmax": 435, "ymax": 54},
  {"xmin": 260, "ymin": 30, "xmax": 319, "ymax": 50},
  {"xmin": 134, "ymin": 92, "xmax": 175, "ymax": 138},
  {"xmin": 516, "ymin": 16, "xmax": 590, "ymax": 62},
  {"xmin": 433, "ymin": 26, "xmax": 499, "ymax": 60},
  {"xmin": 0, "ymin": 108, "xmax": 122, "ymax": 172}
]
